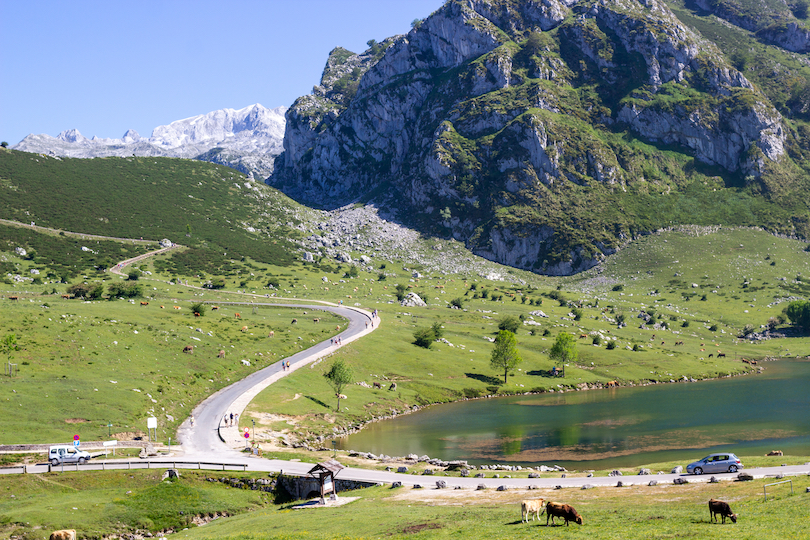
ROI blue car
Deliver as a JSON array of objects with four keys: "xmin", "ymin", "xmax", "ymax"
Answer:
[{"xmin": 686, "ymin": 453, "xmax": 744, "ymax": 475}]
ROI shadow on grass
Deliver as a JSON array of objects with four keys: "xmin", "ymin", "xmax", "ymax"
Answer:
[
  {"xmin": 527, "ymin": 369, "xmax": 560, "ymax": 378},
  {"xmin": 465, "ymin": 372, "xmax": 502, "ymax": 385},
  {"xmin": 305, "ymin": 396, "xmax": 330, "ymax": 409}
]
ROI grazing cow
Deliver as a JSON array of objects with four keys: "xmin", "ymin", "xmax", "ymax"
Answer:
[
  {"xmin": 173, "ymin": 305, "xmax": 181, "ymax": 310},
  {"xmin": 661, "ymin": 341, "xmax": 665, "ymax": 345},
  {"xmin": 389, "ymin": 382, "xmax": 397, "ymax": 391},
  {"xmin": 521, "ymin": 498, "xmax": 545, "ymax": 522},
  {"xmin": 708, "ymin": 354, "xmax": 714, "ymax": 358},
  {"xmin": 268, "ymin": 331, "xmax": 275, "ymax": 338},
  {"xmin": 8, "ymin": 296, "xmax": 18, "ymax": 301},
  {"xmin": 49, "ymin": 530, "xmax": 76, "ymax": 540},
  {"xmin": 580, "ymin": 334, "xmax": 587, "ymax": 339},
  {"xmin": 708, "ymin": 499, "xmax": 737, "ymax": 524},
  {"xmin": 373, "ymin": 382, "xmax": 382, "ymax": 389},
  {"xmin": 717, "ymin": 353, "xmax": 726, "ymax": 358},
  {"xmin": 241, "ymin": 326, "xmax": 248, "ymax": 332},
  {"xmin": 211, "ymin": 306, "xmax": 219, "ymax": 310},
  {"xmin": 234, "ymin": 313, "xmax": 241, "ymax": 319},
  {"xmin": 183, "ymin": 345, "xmax": 194, "ymax": 354},
  {"xmin": 337, "ymin": 393, "xmax": 347, "ymax": 400},
  {"xmin": 767, "ymin": 450, "xmax": 783, "ymax": 456},
  {"xmin": 160, "ymin": 305, "xmax": 165, "ymax": 309},
  {"xmin": 140, "ymin": 301, "xmax": 149, "ymax": 306},
  {"xmin": 313, "ymin": 318, "xmax": 320, "ymax": 323},
  {"xmin": 546, "ymin": 501, "xmax": 583, "ymax": 526},
  {"xmin": 606, "ymin": 380, "xmax": 617, "ymax": 388},
  {"xmin": 291, "ymin": 318, "xmax": 298, "ymax": 324},
  {"xmin": 218, "ymin": 350, "xmax": 225, "ymax": 358},
  {"xmin": 61, "ymin": 294, "xmax": 71, "ymax": 299},
  {"xmin": 194, "ymin": 312, "xmax": 200, "ymax": 317}
]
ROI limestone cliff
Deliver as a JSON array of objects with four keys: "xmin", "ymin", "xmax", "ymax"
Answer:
[{"xmin": 271, "ymin": 0, "xmax": 805, "ymax": 275}]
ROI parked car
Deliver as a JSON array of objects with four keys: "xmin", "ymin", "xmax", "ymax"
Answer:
[
  {"xmin": 686, "ymin": 453, "xmax": 743, "ymax": 475},
  {"xmin": 48, "ymin": 445, "xmax": 91, "ymax": 465}
]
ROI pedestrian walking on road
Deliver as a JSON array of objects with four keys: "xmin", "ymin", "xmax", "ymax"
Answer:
[
  {"xmin": 190, "ymin": 415, "xmax": 194, "ymax": 427},
  {"xmin": 230, "ymin": 412, "xmax": 234, "ymax": 426}
]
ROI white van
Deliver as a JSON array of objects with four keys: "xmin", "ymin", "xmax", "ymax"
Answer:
[{"xmin": 48, "ymin": 445, "xmax": 91, "ymax": 465}]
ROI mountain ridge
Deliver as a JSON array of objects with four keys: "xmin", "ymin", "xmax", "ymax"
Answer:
[{"xmin": 13, "ymin": 103, "xmax": 286, "ymax": 178}]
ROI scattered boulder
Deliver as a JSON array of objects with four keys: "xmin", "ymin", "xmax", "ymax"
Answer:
[
  {"xmin": 400, "ymin": 292, "xmax": 426, "ymax": 307},
  {"xmin": 737, "ymin": 472, "xmax": 754, "ymax": 481},
  {"xmin": 435, "ymin": 480, "xmax": 447, "ymax": 489},
  {"xmin": 638, "ymin": 468, "xmax": 651, "ymax": 475},
  {"xmin": 391, "ymin": 481, "xmax": 402, "ymax": 488},
  {"xmin": 674, "ymin": 477, "xmax": 689, "ymax": 485},
  {"xmin": 671, "ymin": 466, "xmax": 683, "ymax": 474}
]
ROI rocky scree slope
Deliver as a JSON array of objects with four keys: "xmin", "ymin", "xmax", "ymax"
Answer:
[
  {"xmin": 271, "ymin": 0, "xmax": 809, "ymax": 276},
  {"xmin": 14, "ymin": 104, "xmax": 286, "ymax": 178}
]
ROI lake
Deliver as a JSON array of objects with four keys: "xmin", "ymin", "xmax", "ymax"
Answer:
[{"xmin": 338, "ymin": 359, "xmax": 810, "ymax": 469}]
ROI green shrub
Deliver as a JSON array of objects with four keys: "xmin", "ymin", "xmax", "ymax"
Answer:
[
  {"xmin": 606, "ymin": 341, "xmax": 617, "ymax": 349},
  {"xmin": 498, "ymin": 315, "xmax": 520, "ymax": 333}
]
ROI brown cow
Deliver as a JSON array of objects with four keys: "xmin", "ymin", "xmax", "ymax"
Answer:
[
  {"xmin": 234, "ymin": 313, "xmax": 241, "ymax": 319},
  {"xmin": 241, "ymin": 326, "xmax": 248, "ymax": 332},
  {"xmin": 49, "ymin": 530, "xmax": 76, "ymax": 540},
  {"xmin": 268, "ymin": 331, "xmax": 275, "ymax": 338},
  {"xmin": 183, "ymin": 345, "xmax": 194, "ymax": 354},
  {"xmin": 766, "ymin": 450, "xmax": 783, "ymax": 456},
  {"xmin": 173, "ymin": 305, "xmax": 181, "ymax": 310},
  {"xmin": 708, "ymin": 499, "xmax": 737, "ymax": 524},
  {"xmin": 291, "ymin": 318, "xmax": 298, "ymax": 324},
  {"xmin": 313, "ymin": 318, "xmax": 320, "ymax": 323},
  {"xmin": 373, "ymin": 382, "xmax": 382, "ymax": 389},
  {"xmin": 194, "ymin": 312, "xmax": 200, "ymax": 317},
  {"xmin": 546, "ymin": 501, "xmax": 583, "ymax": 526},
  {"xmin": 211, "ymin": 306, "xmax": 219, "ymax": 310},
  {"xmin": 140, "ymin": 301, "xmax": 149, "ymax": 306},
  {"xmin": 8, "ymin": 296, "xmax": 18, "ymax": 301},
  {"xmin": 217, "ymin": 350, "xmax": 226, "ymax": 358},
  {"xmin": 61, "ymin": 294, "xmax": 71, "ymax": 299},
  {"xmin": 606, "ymin": 380, "xmax": 617, "ymax": 388}
]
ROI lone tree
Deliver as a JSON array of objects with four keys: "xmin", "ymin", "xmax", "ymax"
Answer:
[
  {"xmin": 1, "ymin": 333, "xmax": 19, "ymax": 366},
  {"xmin": 490, "ymin": 330, "xmax": 522, "ymax": 384},
  {"xmin": 324, "ymin": 359, "xmax": 353, "ymax": 411},
  {"xmin": 549, "ymin": 332, "xmax": 578, "ymax": 377},
  {"xmin": 784, "ymin": 300, "xmax": 810, "ymax": 332}
]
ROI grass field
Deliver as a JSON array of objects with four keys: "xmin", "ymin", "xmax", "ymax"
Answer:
[
  {"xmin": 0, "ymin": 279, "xmax": 345, "ymax": 444},
  {"xmin": 2, "ymin": 467, "xmax": 807, "ymax": 540}
]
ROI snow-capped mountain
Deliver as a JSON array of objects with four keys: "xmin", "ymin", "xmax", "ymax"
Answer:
[{"xmin": 13, "ymin": 104, "xmax": 286, "ymax": 178}]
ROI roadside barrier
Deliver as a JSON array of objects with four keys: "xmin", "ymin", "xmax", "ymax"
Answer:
[{"xmin": 0, "ymin": 461, "xmax": 249, "ymax": 475}]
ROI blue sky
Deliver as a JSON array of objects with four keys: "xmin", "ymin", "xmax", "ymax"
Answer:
[{"xmin": 0, "ymin": 0, "xmax": 445, "ymax": 145}]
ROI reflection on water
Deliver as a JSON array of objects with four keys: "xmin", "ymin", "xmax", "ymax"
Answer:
[{"xmin": 338, "ymin": 359, "xmax": 810, "ymax": 469}]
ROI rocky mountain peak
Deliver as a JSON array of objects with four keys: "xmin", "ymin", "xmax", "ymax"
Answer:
[{"xmin": 271, "ymin": 0, "xmax": 802, "ymax": 276}]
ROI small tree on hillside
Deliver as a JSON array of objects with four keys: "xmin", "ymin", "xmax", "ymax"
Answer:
[
  {"xmin": 549, "ymin": 332, "xmax": 578, "ymax": 377},
  {"xmin": 490, "ymin": 330, "xmax": 522, "ymax": 384},
  {"xmin": 324, "ymin": 359, "xmax": 353, "ymax": 411},
  {"xmin": 190, "ymin": 303, "xmax": 206, "ymax": 317},
  {"xmin": 1, "ymin": 333, "xmax": 19, "ymax": 368},
  {"xmin": 784, "ymin": 300, "xmax": 810, "ymax": 331}
]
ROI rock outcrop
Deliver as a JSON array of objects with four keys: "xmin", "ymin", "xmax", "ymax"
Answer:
[{"xmin": 271, "ymin": 0, "xmax": 795, "ymax": 275}]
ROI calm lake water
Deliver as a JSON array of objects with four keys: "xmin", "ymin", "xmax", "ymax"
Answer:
[{"xmin": 338, "ymin": 359, "xmax": 810, "ymax": 469}]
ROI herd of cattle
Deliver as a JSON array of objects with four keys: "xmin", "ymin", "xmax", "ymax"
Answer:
[
  {"xmin": 48, "ymin": 498, "xmax": 737, "ymax": 537},
  {"xmin": 519, "ymin": 498, "xmax": 737, "ymax": 526}
]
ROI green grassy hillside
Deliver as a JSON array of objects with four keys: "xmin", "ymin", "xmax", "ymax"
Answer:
[{"xmin": 0, "ymin": 149, "xmax": 304, "ymax": 271}]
